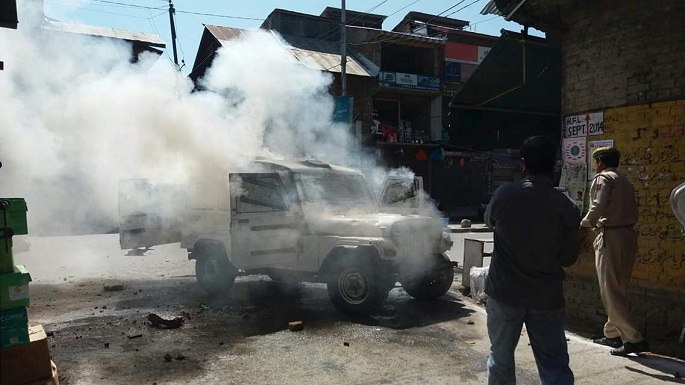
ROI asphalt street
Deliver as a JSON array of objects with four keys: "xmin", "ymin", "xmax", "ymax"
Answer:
[{"xmin": 12, "ymin": 233, "xmax": 685, "ymax": 385}]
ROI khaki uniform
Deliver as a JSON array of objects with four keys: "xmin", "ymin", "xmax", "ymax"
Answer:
[{"xmin": 581, "ymin": 167, "xmax": 644, "ymax": 343}]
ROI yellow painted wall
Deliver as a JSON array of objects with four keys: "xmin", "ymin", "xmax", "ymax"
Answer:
[{"xmin": 571, "ymin": 100, "xmax": 685, "ymax": 292}]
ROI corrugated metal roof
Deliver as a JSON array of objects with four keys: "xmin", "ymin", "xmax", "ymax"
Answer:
[
  {"xmin": 205, "ymin": 25, "xmax": 248, "ymax": 42},
  {"xmin": 279, "ymin": 34, "xmax": 377, "ymax": 77},
  {"xmin": 43, "ymin": 19, "xmax": 165, "ymax": 47},
  {"xmin": 481, "ymin": 1, "xmax": 504, "ymax": 16},
  {"xmin": 204, "ymin": 25, "xmax": 378, "ymax": 77}
]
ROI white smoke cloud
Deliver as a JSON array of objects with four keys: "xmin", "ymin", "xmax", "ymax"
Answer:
[
  {"xmin": 0, "ymin": 4, "xmax": 333, "ymax": 234},
  {"xmin": 0, "ymin": 2, "xmax": 442, "ymax": 236}
]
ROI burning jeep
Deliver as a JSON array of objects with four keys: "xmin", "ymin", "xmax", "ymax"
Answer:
[{"xmin": 119, "ymin": 159, "xmax": 454, "ymax": 314}]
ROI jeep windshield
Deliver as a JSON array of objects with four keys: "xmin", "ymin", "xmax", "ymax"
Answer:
[{"xmin": 297, "ymin": 173, "xmax": 376, "ymax": 213}]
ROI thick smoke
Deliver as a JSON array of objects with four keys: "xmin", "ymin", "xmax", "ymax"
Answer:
[
  {"xmin": 0, "ymin": 4, "xmax": 351, "ymax": 234},
  {"xmin": 0, "ymin": 3, "xmax": 443, "ymax": 236}
]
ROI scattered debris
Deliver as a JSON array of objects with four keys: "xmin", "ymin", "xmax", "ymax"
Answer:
[
  {"xmin": 174, "ymin": 354, "xmax": 186, "ymax": 361},
  {"xmin": 104, "ymin": 284, "xmax": 125, "ymax": 292},
  {"xmin": 163, "ymin": 353, "xmax": 173, "ymax": 362},
  {"xmin": 467, "ymin": 320, "xmax": 475, "ymax": 325},
  {"xmin": 147, "ymin": 313, "xmax": 184, "ymax": 329},
  {"xmin": 288, "ymin": 321, "xmax": 304, "ymax": 332},
  {"xmin": 127, "ymin": 334, "xmax": 143, "ymax": 339},
  {"xmin": 46, "ymin": 331, "xmax": 54, "ymax": 337},
  {"xmin": 102, "ymin": 306, "xmax": 107, "ymax": 309},
  {"xmin": 343, "ymin": 342, "xmax": 350, "ymax": 347}
]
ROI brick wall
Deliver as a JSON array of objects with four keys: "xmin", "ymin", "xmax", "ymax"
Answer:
[
  {"xmin": 560, "ymin": 1, "xmax": 685, "ymax": 113},
  {"xmin": 558, "ymin": 0, "xmax": 685, "ymax": 353}
]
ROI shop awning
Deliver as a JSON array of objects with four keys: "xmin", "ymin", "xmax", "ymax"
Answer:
[{"xmin": 449, "ymin": 30, "xmax": 560, "ymax": 116}]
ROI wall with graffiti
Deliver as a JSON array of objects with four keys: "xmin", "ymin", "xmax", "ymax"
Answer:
[{"xmin": 569, "ymin": 99, "xmax": 685, "ymax": 291}]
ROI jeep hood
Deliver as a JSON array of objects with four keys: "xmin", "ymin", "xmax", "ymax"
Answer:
[{"xmin": 307, "ymin": 213, "xmax": 442, "ymax": 238}]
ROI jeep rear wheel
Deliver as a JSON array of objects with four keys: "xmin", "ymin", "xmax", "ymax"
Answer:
[
  {"xmin": 327, "ymin": 259, "xmax": 385, "ymax": 314},
  {"xmin": 401, "ymin": 261, "xmax": 454, "ymax": 300},
  {"xmin": 195, "ymin": 244, "xmax": 236, "ymax": 294}
]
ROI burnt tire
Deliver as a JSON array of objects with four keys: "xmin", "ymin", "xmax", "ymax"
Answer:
[
  {"xmin": 401, "ymin": 261, "xmax": 454, "ymax": 300},
  {"xmin": 195, "ymin": 244, "xmax": 236, "ymax": 294},
  {"xmin": 326, "ymin": 259, "xmax": 386, "ymax": 314}
]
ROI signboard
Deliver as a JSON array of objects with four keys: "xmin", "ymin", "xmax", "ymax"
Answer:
[
  {"xmin": 445, "ymin": 42, "xmax": 491, "ymax": 64},
  {"xmin": 333, "ymin": 96, "xmax": 354, "ymax": 124},
  {"xmin": 559, "ymin": 163, "xmax": 588, "ymax": 212},
  {"xmin": 588, "ymin": 139, "xmax": 614, "ymax": 179},
  {"xmin": 564, "ymin": 112, "xmax": 604, "ymax": 138},
  {"xmin": 562, "ymin": 137, "xmax": 587, "ymax": 165},
  {"xmin": 379, "ymin": 72, "xmax": 440, "ymax": 91}
]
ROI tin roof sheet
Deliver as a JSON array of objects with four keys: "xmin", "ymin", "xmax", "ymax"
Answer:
[
  {"xmin": 43, "ymin": 19, "xmax": 165, "ymax": 47},
  {"xmin": 205, "ymin": 25, "xmax": 377, "ymax": 77}
]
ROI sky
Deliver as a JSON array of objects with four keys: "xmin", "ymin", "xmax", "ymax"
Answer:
[{"xmin": 42, "ymin": 0, "xmax": 544, "ymax": 75}]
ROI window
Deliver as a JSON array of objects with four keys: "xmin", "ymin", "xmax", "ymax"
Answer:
[
  {"xmin": 383, "ymin": 179, "xmax": 418, "ymax": 205},
  {"xmin": 236, "ymin": 176, "xmax": 288, "ymax": 213}
]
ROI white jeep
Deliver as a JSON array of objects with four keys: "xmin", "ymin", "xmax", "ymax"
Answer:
[{"xmin": 118, "ymin": 159, "xmax": 454, "ymax": 314}]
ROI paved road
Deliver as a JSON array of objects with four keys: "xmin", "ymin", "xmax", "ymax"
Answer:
[{"xmin": 13, "ymin": 235, "xmax": 683, "ymax": 385}]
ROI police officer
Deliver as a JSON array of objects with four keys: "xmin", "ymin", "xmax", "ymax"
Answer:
[{"xmin": 581, "ymin": 147, "xmax": 649, "ymax": 356}]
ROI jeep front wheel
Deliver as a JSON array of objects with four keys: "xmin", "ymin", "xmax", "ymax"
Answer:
[
  {"xmin": 401, "ymin": 262, "xmax": 454, "ymax": 300},
  {"xmin": 327, "ymin": 260, "xmax": 385, "ymax": 314},
  {"xmin": 195, "ymin": 245, "xmax": 236, "ymax": 294}
]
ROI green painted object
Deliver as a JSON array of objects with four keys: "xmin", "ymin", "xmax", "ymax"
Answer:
[
  {"xmin": 0, "ymin": 198, "xmax": 28, "ymax": 235},
  {"xmin": 0, "ymin": 307, "xmax": 29, "ymax": 349},
  {"xmin": 0, "ymin": 265, "xmax": 31, "ymax": 311},
  {"xmin": 0, "ymin": 238, "xmax": 13, "ymax": 274}
]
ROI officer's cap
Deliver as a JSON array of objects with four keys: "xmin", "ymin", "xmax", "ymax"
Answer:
[{"xmin": 592, "ymin": 147, "xmax": 620, "ymax": 159}]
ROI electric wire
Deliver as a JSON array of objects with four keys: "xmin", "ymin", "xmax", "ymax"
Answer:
[
  {"xmin": 312, "ymin": 0, "xmax": 390, "ymax": 42},
  {"xmin": 445, "ymin": 0, "xmax": 485, "ymax": 18},
  {"xmin": 147, "ymin": 8, "xmax": 174, "ymax": 67},
  {"xmin": 89, "ymin": 0, "xmax": 164, "ymax": 11},
  {"xmin": 386, "ymin": 0, "xmax": 422, "ymax": 18}
]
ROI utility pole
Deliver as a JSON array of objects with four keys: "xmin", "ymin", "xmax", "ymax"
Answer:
[
  {"xmin": 340, "ymin": 0, "xmax": 347, "ymax": 96},
  {"xmin": 168, "ymin": 0, "xmax": 179, "ymax": 68}
]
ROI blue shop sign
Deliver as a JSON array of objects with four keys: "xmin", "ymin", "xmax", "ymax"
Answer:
[{"xmin": 379, "ymin": 72, "xmax": 440, "ymax": 91}]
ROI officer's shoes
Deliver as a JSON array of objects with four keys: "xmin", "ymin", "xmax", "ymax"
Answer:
[
  {"xmin": 610, "ymin": 340, "xmax": 649, "ymax": 356},
  {"xmin": 593, "ymin": 336, "xmax": 622, "ymax": 348}
]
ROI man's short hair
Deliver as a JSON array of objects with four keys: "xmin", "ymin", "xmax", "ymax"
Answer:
[{"xmin": 520, "ymin": 136, "xmax": 557, "ymax": 174}]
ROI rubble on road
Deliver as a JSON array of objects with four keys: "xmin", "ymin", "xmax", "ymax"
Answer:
[
  {"xmin": 103, "ymin": 283, "xmax": 124, "ymax": 292},
  {"xmin": 288, "ymin": 321, "xmax": 304, "ymax": 331},
  {"xmin": 147, "ymin": 313, "xmax": 184, "ymax": 329}
]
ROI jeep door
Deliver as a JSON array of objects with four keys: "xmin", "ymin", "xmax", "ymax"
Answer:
[
  {"xmin": 229, "ymin": 173, "xmax": 300, "ymax": 269},
  {"xmin": 118, "ymin": 179, "xmax": 182, "ymax": 249}
]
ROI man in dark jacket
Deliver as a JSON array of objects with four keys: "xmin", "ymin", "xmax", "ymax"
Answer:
[{"xmin": 484, "ymin": 136, "xmax": 580, "ymax": 385}]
